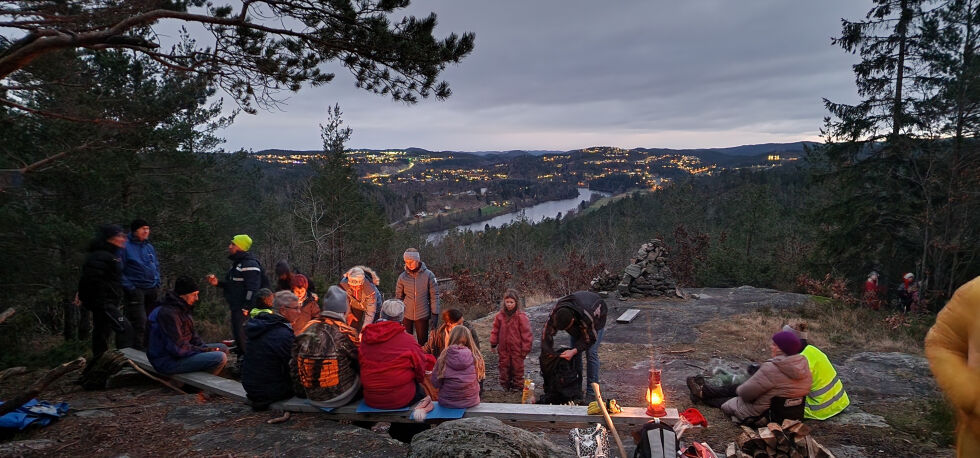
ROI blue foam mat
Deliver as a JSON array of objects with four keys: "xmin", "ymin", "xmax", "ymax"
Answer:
[
  {"xmin": 417, "ymin": 402, "xmax": 465, "ymax": 419},
  {"xmin": 356, "ymin": 399, "xmax": 412, "ymax": 413}
]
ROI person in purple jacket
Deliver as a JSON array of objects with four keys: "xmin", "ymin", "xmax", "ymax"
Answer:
[{"xmin": 430, "ymin": 325, "xmax": 484, "ymax": 409}]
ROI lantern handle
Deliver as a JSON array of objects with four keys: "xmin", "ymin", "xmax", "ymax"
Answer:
[{"xmin": 591, "ymin": 382, "xmax": 628, "ymax": 458}]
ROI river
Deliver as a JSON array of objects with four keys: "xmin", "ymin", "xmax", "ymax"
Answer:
[{"xmin": 427, "ymin": 187, "xmax": 608, "ymax": 243}]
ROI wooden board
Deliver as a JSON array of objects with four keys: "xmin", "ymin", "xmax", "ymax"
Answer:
[
  {"xmin": 121, "ymin": 348, "xmax": 679, "ymax": 425},
  {"xmin": 616, "ymin": 308, "xmax": 641, "ymax": 323}
]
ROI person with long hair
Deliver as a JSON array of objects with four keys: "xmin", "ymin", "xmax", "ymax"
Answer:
[{"xmin": 431, "ymin": 325, "xmax": 484, "ymax": 409}]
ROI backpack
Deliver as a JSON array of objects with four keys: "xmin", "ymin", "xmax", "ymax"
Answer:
[
  {"xmin": 293, "ymin": 319, "xmax": 343, "ymax": 390},
  {"xmin": 633, "ymin": 420, "xmax": 679, "ymax": 458},
  {"xmin": 538, "ymin": 347, "xmax": 583, "ymax": 404}
]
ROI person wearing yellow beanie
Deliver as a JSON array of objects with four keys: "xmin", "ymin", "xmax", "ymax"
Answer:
[
  {"xmin": 207, "ymin": 233, "xmax": 267, "ymax": 361},
  {"xmin": 231, "ymin": 234, "xmax": 253, "ymax": 251}
]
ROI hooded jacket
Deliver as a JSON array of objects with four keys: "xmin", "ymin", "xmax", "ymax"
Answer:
[
  {"xmin": 77, "ymin": 239, "xmax": 123, "ymax": 313},
  {"xmin": 291, "ymin": 314, "xmax": 360, "ymax": 407},
  {"xmin": 242, "ymin": 312, "xmax": 294, "ymax": 407},
  {"xmin": 721, "ymin": 354, "xmax": 812, "ymax": 420},
  {"xmin": 541, "ymin": 291, "xmax": 607, "ymax": 357},
  {"xmin": 359, "ymin": 320, "xmax": 430, "ymax": 409},
  {"xmin": 217, "ymin": 250, "xmax": 265, "ymax": 310},
  {"xmin": 120, "ymin": 233, "xmax": 160, "ymax": 290},
  {"xmin": 491, "ymin": 307, "xmax": 532, "ymax": 358},
  {"xmin": 395, "ymin": 262, "xmax": 439, "ymax": 321},
  {"xmin": 147, "ymin": 291, "xmax": 206, "ymax": 374},
  {"xmin": 926, "ymin": 276, "xmax": 980, "ymax": 458},
  {"xmin": 340, "ymin": 280, "xmax": 378, "ymax": 329},
  {"xmin": 431, "ymin": 345, "xmax": 481, "ymax": 409}
]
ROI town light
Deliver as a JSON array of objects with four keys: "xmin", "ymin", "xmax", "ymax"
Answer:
[{"xmin": 645, "ymin": 367, "xmax": 666, "ymax": 417}]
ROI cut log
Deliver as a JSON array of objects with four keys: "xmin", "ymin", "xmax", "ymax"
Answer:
[
  {"xmin": 758, "ymin": 427, "xmax": 777, "ymax": 447},
  {"xmin": 726, "ymin": 442, "xmax": 737, "ymax": 458},
  {"xmin": 736, "ymin": 432, "xmax": 753, "ymax": 450},
  {"xmin": 615, "ymin": 309, "xmax": 641, "ymax": 323},
  {"xmin": 0, "ymin": 357, "xmax": 84, "ymax": 417},
  {"xmin": 0, "ymin": 307, "xmax": 14, "ymax": 325}
]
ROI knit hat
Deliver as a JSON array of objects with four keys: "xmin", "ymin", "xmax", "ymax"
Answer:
[
  {"xmin": 403, "ymin": 250, "xmax": 421, "ymax": 262},
  {"xmin": 231, "ymin": 234, "xmax": 252, "ymax": 251},
  {"xmin": 291, "ymin": 274, "xmax": 309, "ymax": 289},
  {"xmin": 380, "ymin": 299, "xmax": 405, "ymax": 322},
  {"xmin": 347, "ymin": 267, "xmax": 365, "ymax": 281},
  {"xmin": 903, "ymin": 272, "xmax": 914, "ymax": 281},
  {"xmin": 99, "ymin": 224, "xmax": 124, "ymax": 241},
  {"xmin": 174, "ymin": 276, "xmax": 199, "ymax": 296},
  {"xmin": 319, "ymin": 286, "xmax": 348, "ymax": 320},
  {"xmin": 772, "ymin": 331, "xmax": 803, "ymax": 355},
  {"xmin": 130, "ymin": 219, "xmax": 149, "ymax": 232}
]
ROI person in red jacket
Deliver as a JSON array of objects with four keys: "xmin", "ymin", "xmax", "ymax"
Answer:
[
  {"xmin": 490, "ymin": 288, "xmax": 533, "ymax": 391},
  {"xmin": 359, "ymin": 299, "xmax": 434, "ymax": 410}
]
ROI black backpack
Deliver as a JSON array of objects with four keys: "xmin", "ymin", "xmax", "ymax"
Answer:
[
  {"xmin": 538, "ymin": 347, "xmax": 582, "ymax": 404},
  {"xmin": 633, "ymin": 420, "xmax": 679, "ymax": 458}
]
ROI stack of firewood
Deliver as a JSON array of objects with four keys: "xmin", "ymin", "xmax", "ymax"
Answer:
[{"xmin": 724, "ymin": 420, "xmax": 835, "ymax": 458}]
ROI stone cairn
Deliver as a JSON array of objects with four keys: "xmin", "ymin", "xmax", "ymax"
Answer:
[{"xmin": 615, "ymin": 239, "xmax": 678, "ymax": 299}]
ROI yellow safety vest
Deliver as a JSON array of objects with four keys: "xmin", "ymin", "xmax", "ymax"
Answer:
[{"xmin": 801, "ymin": 345, "xmax": 850, "ymax": 420}]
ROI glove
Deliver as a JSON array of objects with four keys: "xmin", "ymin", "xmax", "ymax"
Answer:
[{"xmin": 587, "ymin": 399, "xmax": 622, "ymax": 415}]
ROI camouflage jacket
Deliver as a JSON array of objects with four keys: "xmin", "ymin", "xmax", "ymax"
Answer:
[{"xmin": 290, "ymin": 316, "xmax": 360, "ymax": 406}]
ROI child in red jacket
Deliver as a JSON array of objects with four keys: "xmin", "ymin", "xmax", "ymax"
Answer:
[{"xmin": 490, "ymin": 288, "xmax": 533, "ymax": 391}]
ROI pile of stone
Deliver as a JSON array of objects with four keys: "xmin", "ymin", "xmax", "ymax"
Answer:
[
  {"xmin": 615, "ymin": 239, "xmax": 678, "ymax": 298},
  {"xmin": 589, "ymin": 269, "xmax": 621, "ymax": 293}
]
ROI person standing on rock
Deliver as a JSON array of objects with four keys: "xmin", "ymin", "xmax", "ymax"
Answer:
[
  {"xmin": 77, "ymin": 224, "xmax": 130, "ymax": 362},
  {"xmin": 925, "ymin": 276, "xmax": 980, "ymax": 458},
  {"xmin": 540, "ymin": 290, "xmax": 607, "ymax": 399},
  {"xmin": 119, "ymin": 219, "xmax": 160, "ymax": 350},
  {"xmin": 207, "ymin": 234, "xmax": 267, "ymax": 357},
  {"xmin": 395, "ymin": 248, "xmax": 439, "ymax": 346},
  {"xmin": 491, "ymin": 289, "xmax": 533, "ymax": 391}
]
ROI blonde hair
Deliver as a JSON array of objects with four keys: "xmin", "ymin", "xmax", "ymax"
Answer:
[{"xmin": 436, "ymin": 325, "xmax": 485, "ymax": 381}]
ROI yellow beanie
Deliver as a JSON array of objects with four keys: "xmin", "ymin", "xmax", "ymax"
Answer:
[{"xmin": 232, "ymin": 234, "xmax": 253, "ymax": 251}]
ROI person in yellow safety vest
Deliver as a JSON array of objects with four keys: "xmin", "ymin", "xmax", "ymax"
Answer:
[
  {"xmin": 925, "ymin": 276, "xmax": 980, "ymax": 458},
  {"xmin": 782, "ymin": 324, "xmax": 850, "ymax": 420}
]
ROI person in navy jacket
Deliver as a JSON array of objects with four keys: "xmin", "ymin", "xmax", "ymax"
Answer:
[{"xmin": 120, "ymin": 219, "xmax": 161, "ymax": 350}]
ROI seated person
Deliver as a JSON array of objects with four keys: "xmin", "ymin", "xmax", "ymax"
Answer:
[
  {"xmin": 340, "ymin": 266, "xmax": 380, "ymax": 333},
  {"xmin": 782, "ymin": 324, "xmax": 850, "ymax": 420},
  {"xmin": 241, "ymin": 288, "xmax": 295, "ymax": 410},
  {"xmin": 431, "ymin": 325, "xmax": 484, "ymax": 409},
  {"xmin": 422, "ymin": 308, "xmax": 480, "ymax": 356},
  {"xmin": 291, "ymin": 286, "xmax": 361, "ymax": 407},
  {"xmin": 251, "ymin": 288, "xmax": 275, "ymax": 314},
  {"xmin": 359, "ymin": 299, "xmax": 434, "ymax": 410},
  {"xmin": 277, "ymin": 290, "xmax": 315, "ymax": 335},
  {"xmin": 147, "ymin": 276, "xmax": 228, "ymax": 375}
]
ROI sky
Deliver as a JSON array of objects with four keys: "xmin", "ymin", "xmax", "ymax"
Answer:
[{"xmin": 210, "ymin": 1, "xmax": 873, "ymax": 152}]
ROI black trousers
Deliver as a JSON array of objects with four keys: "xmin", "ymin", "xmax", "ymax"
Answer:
[
  {"xmin": 701, "ymin": 383, "xmax": 738, "ymax": 408},
  {"xmin": 229, "ymin": 306, "xmax": 248, "ymax": 355},
  {"xmin": 120, "ymin": 287, "xmax": 158, "ymax": 350},
  {"xmin": 402, "ymin": 317, "xmax": 430, "ymax": 346}
]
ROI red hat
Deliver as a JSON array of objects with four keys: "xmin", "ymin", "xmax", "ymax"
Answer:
[{"xmin": 290, "ymin": 274, "xmax": 309, "ymax": 289}]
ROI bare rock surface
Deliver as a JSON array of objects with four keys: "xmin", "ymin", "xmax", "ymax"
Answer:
[{"xmin": 409, "ymin": 417, "xmax": 572, "ymax": 458}]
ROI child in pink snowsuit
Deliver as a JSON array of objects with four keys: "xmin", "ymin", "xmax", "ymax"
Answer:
[{"xmin": 490, "ymin": 288, "xmax": 533, "ymax": 390}]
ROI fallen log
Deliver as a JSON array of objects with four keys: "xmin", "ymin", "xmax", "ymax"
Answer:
[
  {"xmin": 0, "ymin": 366, "xmax": 27, "ymax": 381},
  {"xmin": 0, "ymin": 307, "xmax": 14, "ymax": 325},
  {"xmin": 0, "ymin": 357, "xmax": 85, "ymax": 417}
]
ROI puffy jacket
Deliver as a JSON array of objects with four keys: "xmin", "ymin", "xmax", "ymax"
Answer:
[
  {"xmin": 423, "ymin": 321, "xmax": 480, "ymax": 357},
  {"xmin": 281, "ymin": 294, "xmax": 320, "ymax": 336},
  {"xmin": 242, "ymin": 312, "xmax": 294, "ymax": 407},
  {"xmin": 395, "ymin": 262, "xmax": 439, "ymax": 321},
  {"xmin": 77, "ymin": 239, "xmax": 123, "ymax": 313},
  {"xmin": 721, "ymin": 354, "xmax": 812, "ymax": 421},
  {"xmin": 291, "ymin": 315, "xmax": 360, "ymax": 407},
  {"xmin": 147, "ymin": 291, "xmax": 206, "ymax": 374},
  {"xmin": 800, "ymin": 345, "xmax": 849, "ymax": 420},
  {"xmin": 217, "ymin": 251, "xmax": 265, "ymax": 310},
  {"xmin": 120, "ymin": 234, "xmax": 160, "ymax": 289},
  {"xmin": 340, "ymin": 280, "xmax": 378, "ymax": 329},
  {"xmin": 541, "ymin": 291, "xmax": 607, "ymax": 357},
  {"xmin": 431, "ymin": 345, "xmax": 481, "ymax": 408},
  {"xmin": 491, "ymin": 309, "xmax": 532, "ymax": 358},
  {"xmin": 359, "ymin": 320, "xmax": 430, "ymax": 409},
  {"xmin": 926, "ymin": 276, "xmax": 980, "ymax": 458}
]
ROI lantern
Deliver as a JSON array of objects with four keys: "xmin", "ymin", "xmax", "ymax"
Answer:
[{"xmin": 645, "ymin": 367, "xmax": 666, "ymax": 417}]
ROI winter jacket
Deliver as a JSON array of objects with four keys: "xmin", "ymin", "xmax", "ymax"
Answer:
[
  {"xmin": 147, "ymin": 291, "xmax": 207, "ymax": 374},
  {"xmin": 422, "ymin": 321, "xmax": 480, "ymax": 357},
  {"xmin": 217, "ymin": 250, "xmax": 265, "ymax": 311},
  {"xmin": 491, "ymin": 308, "xmax": 532, "ymax": 358},
  {"xmin": 800, "ymin": 344, "xmax": 849, "ymax": 420},
  {"xmin": 281, "ymin": 294, "xmax": 320, "ymax": 335},
  {"xmin": 926, "ymin": 276, "xmax": 980, "ymax": 458},
  {"xmin": 242, "ymin": 312, "xmax": 294, "ymax": 407},
  {"xmin": 291, "ymin": 315, "xmax": 360, "ymax": 407},
  {"xmin": 120, "ymin": 234, "xmax": 160, "ymax": 290},
  {"xmin": 541, "ymin": 291, "xmax": 607, "ymax": 357},
  {"xmin": 431, "ymin": 345, "xmax": 481, "ymax": 409},
  {"xmin": 77, "ymin": 239, "xmax": 124, "ymax": 313},
  {"xmin": 721, "ymin": 354, "xmax": 812, "ymax": 421},
  {"xmin": 359, "ymin": 320, "xmax": 430, "ymax": 409},
  {"xmin": 395, "ymin": 262, "xmax": 439, "ymax": 321},
  {"xmin": 340, "ymin": 280, "xmax": 378, "ymax": 329}
]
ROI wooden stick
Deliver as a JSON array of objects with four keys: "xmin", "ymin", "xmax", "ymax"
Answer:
[
  {"xmin": 125, "ymin": 359, "xmax": 186, "ymax": 395},
  {"xmin": 0, "ymin": 307, "xmax": 14, "ymax": 325},
  {"xmin": 0, "ymin": 366, "xmax": 27, "ymax": 381},
  {"xmin": 0, "ymin": 356, "xmax": 85, "ymax": 417},
  {"xmin": 592, "ymin": 382, "xmax": 628, "ymax": 458}
]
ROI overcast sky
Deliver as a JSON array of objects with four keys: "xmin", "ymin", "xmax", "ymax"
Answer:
[{"xmin": 214, "ymin": 1, "xmax": 872, "ymax": 152}]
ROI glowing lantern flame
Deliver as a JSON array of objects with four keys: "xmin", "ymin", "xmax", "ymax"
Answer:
[{"xmin": 646, "ymin": 367, "xmax": 666, "ymax": 417}]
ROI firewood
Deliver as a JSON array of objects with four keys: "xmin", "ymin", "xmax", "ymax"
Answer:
[
  {"xmin": 789, "ymin": 449, "xmax": 804, "ymax": 458},
  {"xmin": 780, "ymin": 419, "xmax": 800, "ymax": 430},
  {"xmin": 786, "ymin": 421, "xmax": 811, "ymax": 437},
  {"xmin": 736, "ymin": 432, "xmax": 754, "ymax": 450},
  {"xmin": 767, "ymin": 422, "xmax": 783, "ymax": 434},
  {"xmin": 758, "ymin": 427, "xmax": 777, "ymax": 447},
  {"xmin": 740, "ymin": 425, "xmax": 759, "ymax": 437},
  {"xmin": 0, "ymin": 356, "xmax": 84, "ymax": 417},
  {"xmin": 752, "ymin": 450, "xmax": 768, "ymax": 458},
  {"xmin": 736, "ymin": 452, "xmax": 752, "ymax": 458},
  {"xmin": 726, "ymin": 442, "xmax": 738, "ymax": 458},
  {"xmin": 805, "ymin": 436, "xmax": 819, "ymax": 457}
]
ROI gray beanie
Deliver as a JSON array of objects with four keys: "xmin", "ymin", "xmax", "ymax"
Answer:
[
  {"xmin": 380, "ymin": 299, "xmax": 405, "ymax": 322},
  {"xmin": 319, "ymin": 285, "xmax": 349, "ymax": 320}
]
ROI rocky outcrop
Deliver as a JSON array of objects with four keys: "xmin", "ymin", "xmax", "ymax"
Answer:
[{"xmin": 409, "ymin": 417, "xmax": 571, "ymax": 458}]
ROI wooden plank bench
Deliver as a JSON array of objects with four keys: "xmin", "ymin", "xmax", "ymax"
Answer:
[
  {"xmin": 616, "ymin": 308, "xmax": 642, "ymax": 323},
  {"xmin": 120, "ymin": 348, "xmax": 678, "ymax": 426}
]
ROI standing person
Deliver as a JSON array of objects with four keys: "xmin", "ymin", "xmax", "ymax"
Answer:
[
  {"xmin": 241, "ymin": 289, "xmax": 294, "ymax": 410},
  {"xmin": 274, "ymin": 260, "xmax": 294, "ymax": 292},
  {"xmin": 147, "ymin": 277, "xmax": 228, "ymax": 375},
  {"xmin": 340, "ymin": 266, "xmax": 380, "ymax": 333},
  {"xmin": 77, "ymin": 224, "xmax": 129, "ymax": 361},
  {"xmin": 863, "ymin": 271, "xmax": 881, "ymax": 311},
  {"xmin": 207, "ymin": 234, "xmax": 265, "ymax": 357},
  {"xmin": 431, "ymin": 326, "xmax": 484, "ymax": 409},
  {"xmin": 490, "ymin": 289, "xmax": 533, "ymax": 391},
  {"xmin": 540, "ymin": 290, "xmax": 607, "ymax": 399},
  {"xmin": 395, "ymin": 248, "xmax": 439, "ymax": 346},
  {"xmin": 925, "ymin": 276, "xmax": 980, "ymax": 458},
  {"xmin": 291, "ymin": 286, "xmax": 361, "ymax": 408},
  {"xmin": 898, "ymin": 272, "xmax": 920, "ymax": 313},
  {"xmin": 119, "ymin": 219, "xmax": 161, "ymax": 350}
]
